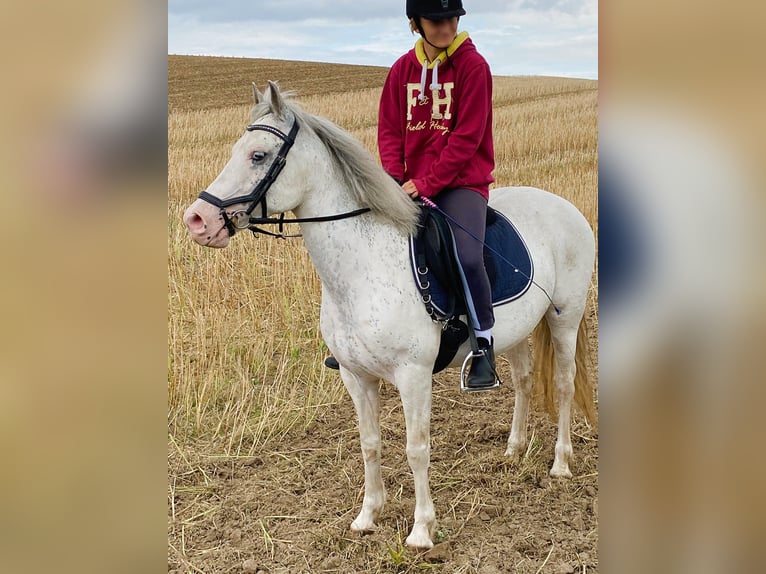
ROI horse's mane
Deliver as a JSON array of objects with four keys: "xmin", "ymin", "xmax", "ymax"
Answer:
[{"xmin": 250, "ymin": 96, "xmax": 420, "ymax": 236}]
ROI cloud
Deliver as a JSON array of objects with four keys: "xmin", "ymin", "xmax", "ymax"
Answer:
[
  {"xmin": 168, "ymin": 0, "xmax": 598, "ymax": 78},
  {"xmin": 168, "ymin": 0, "xmax": 399, "ymax": 22},
  {"xmin": 169, "ymin": 0, "xmax": 597, "ymax": 21}
]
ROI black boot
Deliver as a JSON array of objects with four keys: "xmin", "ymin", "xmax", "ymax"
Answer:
[
  {"xmin": 324, "ymin": 355, "xmax": 340, "ymax": 370},
  {"xmin": 465, "ymin": 338, "xmax": 499, "ymax": 391}
]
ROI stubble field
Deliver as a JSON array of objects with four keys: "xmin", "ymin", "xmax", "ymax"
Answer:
[{"xmin": 168, "ymin": 55, "xmax": 598, "ymax": 573}]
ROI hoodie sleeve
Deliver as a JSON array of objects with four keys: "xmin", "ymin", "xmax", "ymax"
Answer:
[
  {"xmin": 412, "ymin": 62, "xmax": 492, "ymax": 198},
  {"xmin": 377, "ymin": 63, "xmax": 406, "ymax": 183}
]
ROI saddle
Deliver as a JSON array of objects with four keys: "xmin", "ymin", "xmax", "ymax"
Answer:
[{"xmin": 410, "ymin": 205, "xmax": 534, "ymax": 373}]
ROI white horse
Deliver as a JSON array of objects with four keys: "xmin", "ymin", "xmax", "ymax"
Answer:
[{"xmin": 183, "ymin": 82, "xmax": 596, "ymax": 550}]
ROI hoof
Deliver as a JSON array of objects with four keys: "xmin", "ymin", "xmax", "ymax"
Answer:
[
  {"xmin": 405, "ymin": 535, "xmax": 434, "ymax": 551},
  {"xmin": 504, "ymin": 443, "xmax": 525, "ymax": 461},
  {"xmin": 351, "ymin": 498, "xmax": 385, "ymax": 534},
  {"xmin": 549, "ymin": 466, "xmax": 573, "ymax": 479},
  {"xmin": 405, "ymin": 525, "xmax": 434, "ymax": 550},
  {"xmin": 351, "ymin": 516, "xmax": 377, "ymax": 534}
]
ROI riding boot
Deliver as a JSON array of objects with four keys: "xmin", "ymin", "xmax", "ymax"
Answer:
[
  {"xmin": 324, "ymin": 355, "xmax": 340, "ymax": 370},
  {"xmin": 465, "ymin": 337, "xmax": 499, "ymax": 390}
]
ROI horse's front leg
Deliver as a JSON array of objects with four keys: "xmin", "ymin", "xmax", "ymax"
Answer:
[
  {"xmin": 340, "ymin": 367, "xmax": 386, "ymax": 532},
  {"xmin": 397, "ymin": 366, "xmax": 436, "ymax": 550}
]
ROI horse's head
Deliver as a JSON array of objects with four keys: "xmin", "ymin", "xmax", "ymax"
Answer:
[{"xmin": 183, "ymin": 82, "xmax": 307, "ymax": 247}]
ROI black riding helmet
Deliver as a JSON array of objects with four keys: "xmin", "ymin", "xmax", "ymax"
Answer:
[
  {"xmin": 407, "ymin": 0, "xmax": 466, "ymax": 50},
  {"xmin": 406, "ymin": 0, "xmax": 466, "ymax": 20}
]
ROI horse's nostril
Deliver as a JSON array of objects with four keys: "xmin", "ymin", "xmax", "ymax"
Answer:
[{"xmin": 184, "ymin": 210, "xmax": 209, "ymax": 234}]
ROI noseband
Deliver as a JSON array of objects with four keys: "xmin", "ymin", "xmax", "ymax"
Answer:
[
  {"xmin": 198, "ymin": 119, "xmax": 301, "ymax": 236},
  {"xmin": 197, "ymin": 117, "xmax": 370, "ymax": 238}
]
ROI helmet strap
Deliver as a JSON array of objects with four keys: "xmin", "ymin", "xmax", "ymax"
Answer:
[{"xmin": 414, "ymin": 17, "xmax": 457, "ymax": 53}]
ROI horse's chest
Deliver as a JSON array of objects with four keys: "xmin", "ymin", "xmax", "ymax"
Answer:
[{"xmin": 320, "ymin": 264, "xmax": 420, "ymax": 338}]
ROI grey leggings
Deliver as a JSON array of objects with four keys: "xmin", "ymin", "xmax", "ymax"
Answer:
[{"xmin": 434, "ymin": 188, "xmax": 495, "ymax": 331}]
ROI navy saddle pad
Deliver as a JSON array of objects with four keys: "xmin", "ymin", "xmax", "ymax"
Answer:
[{"xmin": 409, "ymin": 207, "xmax": 534, "ymax": 320}]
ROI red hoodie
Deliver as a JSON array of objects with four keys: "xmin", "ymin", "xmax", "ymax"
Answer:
[{"xmin": 378, "ymin": 33, "xmax": 495, "ymax": 199}]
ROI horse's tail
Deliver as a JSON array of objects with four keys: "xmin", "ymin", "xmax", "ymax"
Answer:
[{"xmin": 532, "ymin": 312, "xmax": 597, "ymax": 426}]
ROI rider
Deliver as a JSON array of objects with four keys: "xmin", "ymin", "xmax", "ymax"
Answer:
[
  {"xmin": 326, "ymin": 0, "xmax": 497, "ymax": 390},
  {"xmin": 380, "ymin": 0, "xmax": 497, "ymax": 389}
]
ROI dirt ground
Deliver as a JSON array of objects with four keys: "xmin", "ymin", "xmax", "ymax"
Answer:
[{"xmin": 168, "ymin": 361, "xmax": 598, "ymax": 574}]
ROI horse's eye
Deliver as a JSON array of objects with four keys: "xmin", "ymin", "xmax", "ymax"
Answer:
[{"xmin": 251, "ymin": 151, "xmax": 266, "ymax": 163}]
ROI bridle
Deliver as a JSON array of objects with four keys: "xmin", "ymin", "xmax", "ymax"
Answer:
[{"xmin": 197, "ymin": 116, "xmax": 370, "ymax": 239}]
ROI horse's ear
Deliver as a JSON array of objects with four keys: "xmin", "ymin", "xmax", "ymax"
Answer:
[
  {"xmin": 266, "ymin": 80, "xmax": 284, "ymax": 118},
  {"xmin": 252, "ymin": 82, "xmax": 263, "ymax": 105}
]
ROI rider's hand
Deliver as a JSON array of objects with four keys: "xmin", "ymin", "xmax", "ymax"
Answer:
[{"xmin": 402, "ymin": 180, "xmax": 419, "ymax": 199}]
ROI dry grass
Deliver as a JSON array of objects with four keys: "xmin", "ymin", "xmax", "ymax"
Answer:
[{"xmin": 168, "ymin": 55, "xmax": 598, "ymax": 573}]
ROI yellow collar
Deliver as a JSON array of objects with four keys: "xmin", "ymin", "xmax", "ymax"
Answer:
[{"xmin": 415, "ymin": 31, "xmax": 470, "ymax": 68}]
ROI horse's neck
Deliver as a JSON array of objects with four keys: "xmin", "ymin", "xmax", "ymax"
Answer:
[{"xmin": 295, "ymin": 183, "xmax": 410, "ymax": 295}]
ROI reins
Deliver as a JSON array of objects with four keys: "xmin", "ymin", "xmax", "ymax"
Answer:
[{"xmin": 242, "ymin": 207, "xmax": 372, "ymax": 239}]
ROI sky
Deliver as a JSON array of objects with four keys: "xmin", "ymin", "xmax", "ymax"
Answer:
[{"xmin": 168, "ymin": 0, "xmax": 598, "ymax": 79}]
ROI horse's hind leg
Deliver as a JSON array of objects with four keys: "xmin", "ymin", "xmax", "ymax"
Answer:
[
  {"xmin": 505, "ymin": 339, "xmax": 534, "ymax": 460},
  {"xmin": 397, "ymin": 367, "xmax": 436, "ymax": 550},
  {"xmin": 340, "ymin": 368, "xmax": 386, "ymax": 533},
  {"xmin": 547, "ymin": 313, "xmax": 581, "ymax": 478}
]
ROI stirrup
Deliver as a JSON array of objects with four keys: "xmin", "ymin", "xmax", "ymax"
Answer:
[{"xmin": 459, "ymin": 349, "xmax": 502, "ymax": 393}]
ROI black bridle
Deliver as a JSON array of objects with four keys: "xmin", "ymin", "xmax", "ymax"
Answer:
[{"xmin": 197, "ymin": 117, "xmax": 370, "ymax": 239}]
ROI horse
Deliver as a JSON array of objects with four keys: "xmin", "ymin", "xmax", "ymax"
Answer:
[{"xmin": 183, "ymin": 81, "xmax": 596, "ymax": 550}]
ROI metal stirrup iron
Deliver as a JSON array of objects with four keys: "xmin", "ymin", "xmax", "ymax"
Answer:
[{"xmin": 459, "ymin": 348, "xmax": 502, "ymax": 392}]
